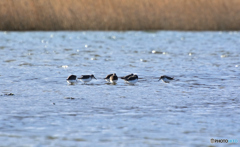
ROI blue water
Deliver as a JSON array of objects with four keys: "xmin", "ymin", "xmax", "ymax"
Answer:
[{"xmin": 0, "ymin": 31, "xmax": 240, "ymax": 146}]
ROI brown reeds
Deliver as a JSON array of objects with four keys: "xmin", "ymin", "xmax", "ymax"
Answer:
[{"xmin": 0, "ymin": 0, "xmax": 240, "ymax": 30}]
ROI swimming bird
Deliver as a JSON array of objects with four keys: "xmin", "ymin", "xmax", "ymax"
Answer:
[
  {"xmin": 120, "ymin": 73, "xmax": 134, "ymax": 80},
  {"xmin": 109, "ymin": 73, "xmax": 118, "ymax": 84},
  {"xmin": 66, "ymin": 75, "xmax": 77, "ymax": 84},
  {"xmin": 104, "ymin": 73, "xmax": 113, "ymax": 82},
  {"xmin": 124, "ymin": 74, "xmax": 138, "ymax": 84},
  {"xmin": 158, "ymin": 75, "xmax": 174, "ymax": 83},
  {"xmin": 78, "ymin": 74, "xmax": 97, "ymax": 84}
]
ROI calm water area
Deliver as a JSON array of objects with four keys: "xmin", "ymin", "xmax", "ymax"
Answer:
[{"xmin": 0, "ymin": 31, "xmax": 240, "ymax": 146}]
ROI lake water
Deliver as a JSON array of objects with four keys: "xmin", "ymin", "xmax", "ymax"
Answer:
[{"xmin": 0, "ymin": 31, "xmax": 240, "ymax": 146}]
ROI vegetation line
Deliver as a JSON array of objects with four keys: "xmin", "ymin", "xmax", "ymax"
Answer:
[{"xmin": 0, "ymin": 0, "xmax": 240, "ymax": 30}]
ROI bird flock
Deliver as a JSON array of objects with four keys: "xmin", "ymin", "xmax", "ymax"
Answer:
[{"xmin": 66, "ymin": 73, "xmax": 174, "ymax": 85}]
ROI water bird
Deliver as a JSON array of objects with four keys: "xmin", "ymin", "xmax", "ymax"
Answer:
[
  {"xmin": 158, "ymin": 75, "xmax": 174, "ymax": 83},
  {"xmin": 104, "ymin": 73, "xmax": 113, "ymax": 82},
  {"xmin": 66, "ymin": 75, "xmax": 77, "ymax": 84},
  {"xmin": 78, "ymin": 74, "xmax": 97, "ymax": 84},
  {"xmin": 120, "ymin": 73, "xmax": 134, "ymax": 80},
  {"xmin": 124, "ymin": 74, "xmax": 138, "ymax": 84},
  {"xmin": 109, "ymin": 73, "xmax": 118, "ymax": 84}
]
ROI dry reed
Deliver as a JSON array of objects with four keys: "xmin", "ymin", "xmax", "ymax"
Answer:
[{"xmin": 0, "ymin": 0, "xmax": 240, "ymax": 30}]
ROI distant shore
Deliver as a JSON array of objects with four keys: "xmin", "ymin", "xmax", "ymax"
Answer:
[{"xmin": 0, "ymin": 0, "xmax": 240, "ymax": 30}]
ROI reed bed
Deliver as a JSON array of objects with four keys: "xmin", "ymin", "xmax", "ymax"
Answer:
[{"xmin": 0, "ymin": 0, "xmax": 239, "ymax": 30}]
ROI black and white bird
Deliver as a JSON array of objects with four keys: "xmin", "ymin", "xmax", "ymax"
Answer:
[
  {"xmin": 66, "ymin": 75, "xmax": 77, "ymax": 84},
  {"xmin": 104, "ymin": 73, "xmax": 113, "ymax": 82},
  {"xmin": 124, "ymin": 74, "xmax": 138, "ymax": 84},
  {"xmin": 120, "ymin": 73, "xmax": 134, "ymax": 80},
  {"xmin": 158, "ymin": 75, "xmax": 174, "ymax": 83},
  {"xmin": 78, "ymin": 74, "xmax": 97, "ymax": 84},
  {"xmin": 109, "ymin": 73, "xmax": 118, "ymax": 84}
]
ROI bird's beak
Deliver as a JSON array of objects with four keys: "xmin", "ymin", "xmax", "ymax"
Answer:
[
  {"xmin": 93, "ymin": 76, "xmax": 97, "ymax": 80},
  {"xmin": 158, "ymin": 78, "xmax": 161, "ymax": 81}
]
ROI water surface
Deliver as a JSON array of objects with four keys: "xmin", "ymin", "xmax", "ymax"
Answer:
[{"xmin": 0, "ymin": 31, "xmax": 240, "ymax": 146}]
